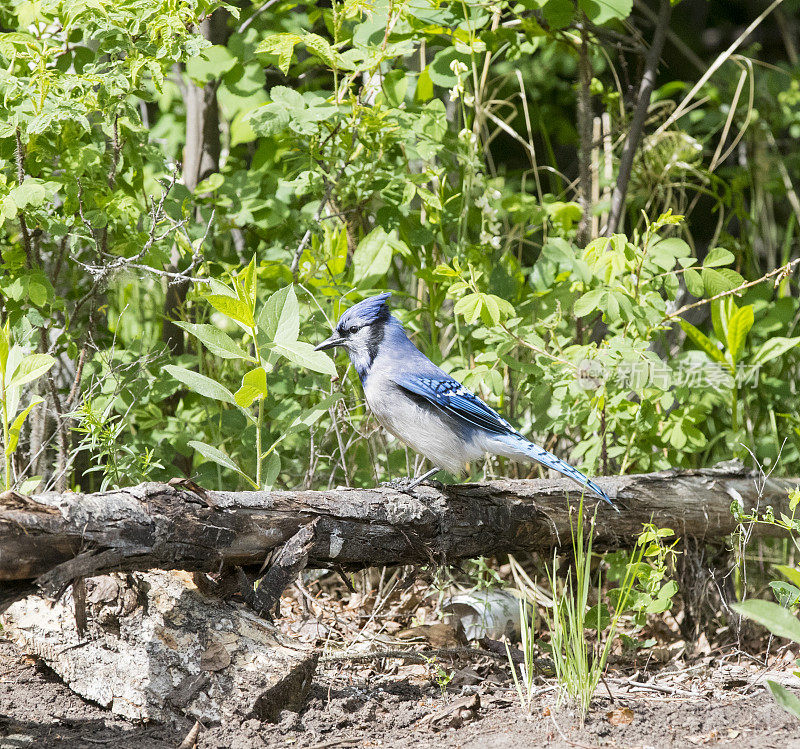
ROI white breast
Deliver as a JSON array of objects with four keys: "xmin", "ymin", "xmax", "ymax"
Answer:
[{"xmin": 363, "ymin": 375, "xmax": 484, "ymax": 475}]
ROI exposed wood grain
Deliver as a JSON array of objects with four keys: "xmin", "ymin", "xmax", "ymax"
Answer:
[
  {"xmin": 0, "ymin": 464, "xmax": 795, "ymax": 612},
  {"xmin": 244, "ymin": 520, "xmax": 318, "ymax": 618}
]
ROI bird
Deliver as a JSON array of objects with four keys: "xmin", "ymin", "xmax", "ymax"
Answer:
[{"xmin": 314, "ymin": 292, "xmax": 615, "ymax": 509}]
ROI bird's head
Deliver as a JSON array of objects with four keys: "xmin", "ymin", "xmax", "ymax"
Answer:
[{"xmin": 314, "ymin": 292, "xmax": 392, "ymax": 363}]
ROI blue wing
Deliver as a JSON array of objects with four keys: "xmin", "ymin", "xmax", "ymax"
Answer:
[
  {"xmin": 393, "ymin": 371, "xmax": 616, "ymax": 509},
  {"xmin": 392, "ymin": 372, "xmax": 517, "ymax": 435}
]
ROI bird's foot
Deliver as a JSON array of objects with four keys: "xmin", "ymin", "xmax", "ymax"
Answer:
[
  {"xmin": 381, "ymin": 470, "xmax": 444, "ymax": 495},
  {"xmin": 380, "ymin": 477, "xmax": 419, "ymax": 494}
]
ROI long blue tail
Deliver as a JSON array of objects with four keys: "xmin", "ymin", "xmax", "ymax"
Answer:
[{"xmin": 490, "ymin": 433, "xmax": 617, "ymax": 511}]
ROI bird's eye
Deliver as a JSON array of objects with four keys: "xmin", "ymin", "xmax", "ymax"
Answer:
[{"xmin": 348, "ymin": 325, "xmax": 359, "ymax": 334}]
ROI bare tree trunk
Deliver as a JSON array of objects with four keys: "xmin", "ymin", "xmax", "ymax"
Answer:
[
  {"xmin": 576, "ymin": 17, "xmax": 594, "ymax": 247},
  {"xmin": 162, "ymin": 11, "xmax": 229, "ymax": 353},
  {"xmin": 26, "ymin": 380, "xmax": 46, "ymax": 478},
  {"xmin": 606, "ymin": 0, "xmax": 673, "ymax": 235}
]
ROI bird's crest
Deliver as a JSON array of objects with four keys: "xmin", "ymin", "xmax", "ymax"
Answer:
[{"xmin": 337, "ymin": 292, "xmax": 392, "ymax": 330}]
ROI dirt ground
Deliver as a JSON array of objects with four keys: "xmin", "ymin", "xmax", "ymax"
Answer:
[{"xmin": 3, "ymin": 636, "xmax": 800, "ymax": 749}]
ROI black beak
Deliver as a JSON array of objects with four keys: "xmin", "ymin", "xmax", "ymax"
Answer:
[{"xmin": 314, "ymin": 333, "xmax": 346, "ymax": 351}]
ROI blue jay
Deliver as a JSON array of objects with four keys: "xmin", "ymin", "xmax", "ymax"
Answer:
[{"xmin": 315, "ymin": 292, "xmax": 614, "ymax": 508}]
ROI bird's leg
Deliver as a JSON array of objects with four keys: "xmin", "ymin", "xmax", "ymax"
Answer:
[
  {"xmin": 380, "ymin": 468, "xmax": 442, "ymax": 494},
  {"xmin": 405, "ymin": 467, "xmax": 441, "ymax": 490}
]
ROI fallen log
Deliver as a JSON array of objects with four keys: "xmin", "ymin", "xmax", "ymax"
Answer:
[{"xmin": 1, "ymin": 463, "xmax": 796, "ymax": 613}]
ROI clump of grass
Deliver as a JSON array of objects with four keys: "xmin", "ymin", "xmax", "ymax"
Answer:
[
  {"xmin": 508, "ymin": 497, "xmax": 641, "ymax": 721},
  {"xmin": 505, "ymin": 595, "xmax": 538, "ymax": 712},
  {"xmin": 544, "ymin": 500, "xmax": 604, "ymax": 717}
]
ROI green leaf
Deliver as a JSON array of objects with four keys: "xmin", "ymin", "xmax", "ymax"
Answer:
[
  {"xmin": 382, "ymin": 69, "xmax": 408, "ymax": 107},
  {"xmin": 428, "ymin": 47, "xmax": 469, "ymax": 87},
  {"xmin": 256, "ymin": 32, "xmax": 338, "ymax": 73},
  {"xmin": 256, "ymin": 33, "xmax": 301, "ymax": 74},
  {"xmin": 585, "ymin": 603, "xmax": 611, "ymax": 631},
  {"xmin": 234, "ymin": 367, "xmax": 268, "ymax": 408},
  {"xmin": 416, "ymin": 185, "xmax": 442, "ymax": 211},
  {"xmin": 480, "ymin": 293, "xmax": 500, "ymax": 326},
  {"xmin": 770, "ymin": 581, "xmax": 800, "ymax": 606},
  {"xmin": 488, "ymin": 294, "xmax": 515, "ymax": 322},
  {"xmin": 546, "ymin": 201, "xmax": 582, "ymax": 230},
  {"xmin": 453, "ymin": 293, "xmax": 483, "ymax": 324},
  {"xmin": 3, "ymin": 377, "xmax": 21, "ymax": 422},
  {"xmin": 186, "ymin": 44, "xmax": 237, "ymax": 83},
  {"xmin": 775, "ymin": 566, "xmax": 800, "ymax": 590},
  {"xmin": 18, "ymin": 475, "xmax": 42, "ymax": 494},
  {"xmin": 8, "ymin": 353, "xmax": 56, "ymax": 389},
  {"xmin": 231, "ymin": 109, "xmax": 259, "ymax": 146},
  {"xmin": 248, "ymin": 86, "xmax": 336, "ymax": 137},
  {"xmin": 353, "ymin": 226, "xmax": 394, "ymax": 285},
  {"xmin": 753, "ymin": 337, "xmax": 800, "ymax": 366},
  {"xmin": 733, "ymin": 599, "xmax": 800, "ymax": 642},
  {"xmin": 579, "ymin": 0, "xmax": 632, "ymax": 25},
  {"xmin": 0, "ymin": 321, "xmax": 9, "ymax": 374},
  {"xmin": 433, "ymin": 264, "xmax": 459, "ymax": 278},
  {"xmin": 684, "ymin": 268, "xmax": 704, "ymax": 297},
  {"xmin": 247, "ymin": 102, "xmax": 290, "ymax": 136},
  {"xmin": 188, "ymin": 440, "xmax": 253, "ymax": 484},
  {"xmin": 679, "ymin": 320, "xmax": 726, "ymax": 365},
  {"xmin": 649, "ymin": 238, "xmax": 691, "ymax": 271},
  {"xmin": 27, "ymin": 279, "xmax": 47, "ymax": 307},
  {"xmin": 645, "ymin": 597, "xmax": 672, "ymax": 614},
  {"xmin": 286, "ymin": 393, "xmax": 343, "ymax": 435},
  {"xmin": 669, "ymin": 422, "xmax": 687, "ymax": 449},
  {"xmin": 205, "ymin": 294, "xmax": 255, "ymax": 329},
  {"xmin": 603, "ymin": 290, "xmax": 620, "ymax": 320},
  {"xmin": 325, "ymin": 226, "xmax": 348, "ymax": 276},
  {"xmin": 653, "ymin": 236, "xmax": 692, "ymax": 258},
  {"xmin": 258, "ymin": 285, "xmax": 299, "ymax": 344},
  {"xmin": 0, "ymin": 195, "xmax": 16, "ymax": 226},
  {"xmin": 574, "ymin": 289, "xmax": 603, "ymax": 318},
  {"xmin": 194, "ymin": 173, "xmax": 224, "ymax": 194},
  {"xmin": 164, "ymin": 365, "xmax": 236, "ymax": 404},
  {"xmin": 702, "ymin": 267, "xmax": 744, "ymax": 296},
  {"xmin": 236, "ymin": 254, "xmax": 257, "ymax": 308},
  {"xmin": 711, "ymin": 297, "xmax": 735, "ymax": 342},
  {"xmin": 207, "ymin": 279, "xmax": 237, "ymax": 298},
  {"xmin": 703, "ymin": 247, "xmax": 736, "ymax": 268},
  {"xmin": 6, "ymin": 398, "xmax": 43, "ymax": 455},
  {"xmin": 10, "ymin": 179, "xmax": 47, "ymax": 210},
  {"xmin": 302, "ymin": 33, "xmax": 337, "ymax": 68},
  {"xmin": 657, "ymin": 580, "xmax": 679, "ymax": 602},
  {"xmin": 258, "ymin": 286, "xmax": 289, "ymax": 340},
  {"xmin": 726, "ymin": 305, "xmax": 754, "ymax": 364},
  {"xmin": 791, "ymin": 490, "xmax": 800, "ymax": 513},
  {"xmin": 275, "ymin": 286, "xmax": 300, "ymax": 344},
  {"xmin": 352, "ymin": 227, "xmax": 394, "ymax": 283},
  {"xmin": 542, "ymin": 0, "xmax": 575, "ymax": 29},
  {"xmin": 767, "ymin": 681, "xmax": 800, "ymax": 721},
  {"xmin": 262, "ymin": 451, "xmax": 281, "ymax": 489},
  {"xmin": 174, "ymin": 322, "xmax": 254, "ymax": 361},
  {"xmin": 4, "ymin": 345, "xmax": 23, "ymax": 389},
  {"xmin": 416, "ymin": 67, "xmax": 434, "ymax": 101},
  {"xmin": 274, "ymin": 340, "xmax": 337, "ymax": 376}
]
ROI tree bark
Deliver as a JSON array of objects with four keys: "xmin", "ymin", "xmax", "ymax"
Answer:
[
  {"xmin": 576, "ymin": 17, "xmax": 594, "ymax": 247},
  {"xmin": 162, "ymin": 11, "xmax": 229, "ymax": 354},
  {"xmin": 1, "ymin": 464, "xmax": 794, "ymax": 613},
  {"xmin": 606, "ymin": 0, "xmax": 672, "ymax": 235}
]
